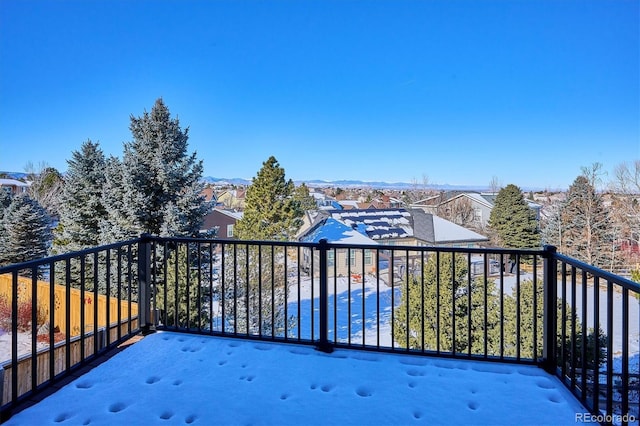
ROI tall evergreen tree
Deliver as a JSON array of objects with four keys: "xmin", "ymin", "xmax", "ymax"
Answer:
[
  {"xmin": 226, "ymin": 157, "xmax": 301, "ymax": 336},
  {"xmin": 221, "ymin": 244, "xmax": 290, "ymax": 336},
  {"xmin": 540, "ymin": 195, "xmax": 564, "ymax": 248},
  {"xmin": 100, "ymin": 98, "xmax": 209, "ymax": 241},
  {"xmin": 293, "ymin": 183, "xmax": 317, "ymax": 212},
  {"xmin": 235, "ymin": 156, "xmax": 303, "ymax": 241},
  {"xmin": 394, "ymin": 252, "xmax": 503, "ymax": 355},
  {"xmin": 156, "ymin": 243, "xmax": 209, "ymax": 329},
  {"xmin": 488, "ymin": 184, "xmax": 541, "ymax": 249},
  {"xmin": 0, "ymin": 190, "xmax": 12, "ymax": 219},
  {"xmin": 561, "ymin": 175, "xmax": 613, "ymax": 269},
  {"xmin": 54, "ymin": 140, "xmax": 107, "ymax": 253},
  {"xmin": 0, "ymin": 193, "xmax": 52, "ymax": 270},
  {"xmin": 24, "ymin": 164, "xmax": 64, "ymax": 219},
  {"xmin": 502, "ymin": 280, "xmax": 606, "ymax": 368}
]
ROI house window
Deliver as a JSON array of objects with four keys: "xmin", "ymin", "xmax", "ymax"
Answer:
[
  {"xmin": 474, "ymin": 208, "xmax": 482, "ymax": 222},
  {"xmin": 364, "ymin": 249, "xmax": 372, "ymax": 265},
  {"xmin": 344, "ymin": 250, "xmax": 356, "ymax": 267},
  {"xmin": 227, "ymin": 224, "xmax": 234, "ymax": 238},
  {"xmin": 328, "ymin": 250, "xmax": 335, "ymax": 267}
]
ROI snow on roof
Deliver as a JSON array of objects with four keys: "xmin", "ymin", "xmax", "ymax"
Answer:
[
  {"xmin": 431, "ymin": 215, "xmax": 488, "ymax": 243},
  {"xmin": 457, "ymin": 192, "xmax": 492, "ymax": 208},
  {"xmin": 301, "ymin": 218, "xmax": 377, "ymax": 245},
  {"xmin": 311, "ymin": 192, "xmax": 328, "ymax": 200},
  {"xmin": 214, "ymin": 208, "xmax": 243, "ymax": 220},
  {"xmin": 336, "ymin": 200, "xmax": 359, "ymax": 208},
  {"xmin": 5, "ymin": 331, "xmax": 586, "ymax": 426},
  {"xmin": 0, "ymin": 178, "xmax": 29, "ymax": 187},
  {"xmin": 330, "ymin": 209, "xmax": 413, "ymax": 240}
]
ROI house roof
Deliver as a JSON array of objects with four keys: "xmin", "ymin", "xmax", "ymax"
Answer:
[
  {"xmin": 329, "ymin": 209, "xmax": 413, "ymax": 241},
  {"xmin": 214, "ymin": 208, "xmax": 243, "ymax": 220},
  {"xmin": 435, "ymin": 192, "xmax": 495, "ymax": 209},
  {"xmin": 410, "ymin": 208, "xmax": 488, "ymax": 244},
  {"xmin": 336, "ymin": 200, "xmax": 360, "ymax": 209},
  {"xmin": 431, "ymin": 215, "xmax": 488, "ymax": 243},
  {"xmin": 300, "ymin": 217, "xmax": 377, "ymax": 245},
  {"xmin": 300, "ymin": 208, "xmax": 488, "ymax": 245},
  {"xmin": 0, "ymin": 178, "xmax": 29, "ymax": 187}
]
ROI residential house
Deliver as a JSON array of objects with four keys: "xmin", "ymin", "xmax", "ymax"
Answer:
[
  {"xmin": 0, "ymin": 178, "xmax": 29, "ymax": 196},
  {"xmin": 411, "ymin": 191, "xmax": 541, "ymax": 231},
  {"xmin": 216, "ymin": 189, "xmax": 246, "ymax": 210},
  {"xmin": 200, "ymin": 186, "xmax": 220, "ymax": 206},
  {"xmin": 299, "ymin": 217, "xmax": 378, "ymax": 278},
  {"xmin": 201, "ymin": 208, "xmax": 243, "ymax": 239},
  {"xmin": 327, "ymin": 208, "xmax": 488, "ymax": 247},
  {"xmin": 309, "ymin": 190, "xmax": 336, "ymax": 210},
  {"xmin": 298, "ymin": 208, "xmax": 489, "ymax": 281},
  {"xmin": 369, "ymin": 195, "xmax": 403, "ymax": 209}
]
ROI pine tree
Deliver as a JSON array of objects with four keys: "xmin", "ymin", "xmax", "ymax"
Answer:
[
  {"xmin": 54, "ymin": 140, "xmax": 107, "ymax": 253},
  {"xmin": 0, "ymin": 190, "xmax": 11, "ymax": 219},
  {"xmin": 100, "ymin": 156, "xmax": 132, "ymax": 243},
  {"xmin": 502, "ymin": 279, "xmax": 543, "ymax": 359},
  {"xmin": 394, "ymin": 252, "xmax": 502, "ymax": 355},
  {"xmin": 100, "ymin": 98, "xmax": 210, "ymax": 241},
  {"xmin": 488, "ymin": 184, "xmax": 541, "ymax": 249},
  {"xmin": 293, "ymin": 183, "xmax": 317, "ymax": 212},
  {"xmin": 502, "ymin": 280, "xmax": 606, "ymax": 368},
  {"xmin": 235, "ymin": 156, "xmax": 303, "ymax": 241},
  {"xmin": 156, "ymin": 243, "xmax": 209, "ymax": 329},
  {"xmin": 561, "ymin": 175, "xmax": 614, "ymax": 269},
  {"xmin": 540, "ymin": 196, "xmax": 565, "ymax": 247},
  {"xmin": 227, "ymin": 157, "xmax": 301, "ymax": 335},
  {"xmin": 0, "ymin": 193, "xmax": 52, "ymax": 271},
  {"xmin": 25, "ymin": 163, "xmax": 64, "ymax": 218},
  {"xmin": 221, "ymin": 244, "xmax": 290, "ymax": 336}
]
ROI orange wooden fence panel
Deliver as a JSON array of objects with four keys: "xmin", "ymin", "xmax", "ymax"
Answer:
[{"xmin": 0, "ymin": 274, "xmax": 138, "ymax": 336}]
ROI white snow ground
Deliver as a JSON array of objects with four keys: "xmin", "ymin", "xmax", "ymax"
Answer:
[{"xmin": 5, "ymin": 331, "xmax": 588, "ymax": 426}]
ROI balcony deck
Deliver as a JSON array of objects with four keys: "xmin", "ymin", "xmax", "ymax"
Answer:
[
  {"xmin": 2, "ymin": 236, "xmax": 638, "ymax": 424},
  {"xmin": 4, "ymin": 330, "xmax": 587, "ymax": 426}
]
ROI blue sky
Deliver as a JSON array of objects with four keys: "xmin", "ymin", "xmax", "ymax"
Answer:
[{"xmin": 0, "ymin": 0, "xmax": 638, "ymax": 190}]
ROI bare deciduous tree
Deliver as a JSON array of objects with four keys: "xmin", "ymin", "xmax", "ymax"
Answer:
[{"xmin": 609, "ymin": 160, "xmax": 640, "ymax": 266}]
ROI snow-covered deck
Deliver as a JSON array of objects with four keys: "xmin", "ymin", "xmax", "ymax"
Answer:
[{"xmin": 5, "ymin": 331, "xmax": 587, "ymax": 426}]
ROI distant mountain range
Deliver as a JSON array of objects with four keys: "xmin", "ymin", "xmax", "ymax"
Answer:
[
  {"xmin": 2, "ymin": 171, "xmax": 542, "ymax": 192},
  {"xmin": 202, "ymin": 176, "xmax": 494, "ymax": 192},
  {"xmin": 1, "ymin": 172, "xmax": 29, "ymax": 180}
]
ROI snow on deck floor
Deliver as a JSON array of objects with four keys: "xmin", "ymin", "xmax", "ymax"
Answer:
[{"xmin": 5, "ymin": 331, "xmax": 587, "ymax": 426}]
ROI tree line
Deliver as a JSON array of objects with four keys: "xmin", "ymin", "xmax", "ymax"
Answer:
[
  {"xmin": 0, "ymin": 98, "xmax": 311, "ymax": 330},
  {"xmin": 0, "ymin": 98, "xmax": 636, "ymax": 336},
  {"xmin": 393, "ymin": 252, "xmax": 606, "ymax": 369}
]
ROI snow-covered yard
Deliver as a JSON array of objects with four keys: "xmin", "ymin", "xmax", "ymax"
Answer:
[{"xmin": 0, "ymin": 329, "xmax": 48, "ymax": 365}]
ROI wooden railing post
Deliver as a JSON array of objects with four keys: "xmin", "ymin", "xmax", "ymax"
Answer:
[
  {"xmin": 542, "ymin": 245, "xmax": 557, "ymax": 373},
  {"xmin": 316, "ymin": 239, "xmax": 333, "ymax": 353},
  {"xmin": 138, "ymin": 234, "xmax": 154, "ymax": 334}
]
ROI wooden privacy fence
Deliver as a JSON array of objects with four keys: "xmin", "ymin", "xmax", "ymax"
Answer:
[{"xmin": 0, "ymin": 274, "xmax": 138, "ymax": 337}]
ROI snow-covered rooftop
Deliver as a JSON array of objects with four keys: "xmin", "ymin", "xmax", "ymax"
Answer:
[
  {"xmin": 431, "ymin": 214, "xmax": 488, "ymax": 243},
  {"xmin": 0, "ymin": 178, "xmax": 29, "ymax": 187},
  {"xmin": 214, "ymin": 208, "xmax": 243, "ymax": 221},
  {"xmin": 5, "ymin": 331, "xmax": 587, "ymax": 425},
  {"xmin": 330, "ymin": 209, "xmax": 413, "ymax": 240},
  {"xmin": 301, "ymin": 218, "xmax": 378, "ymax": 245}
]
